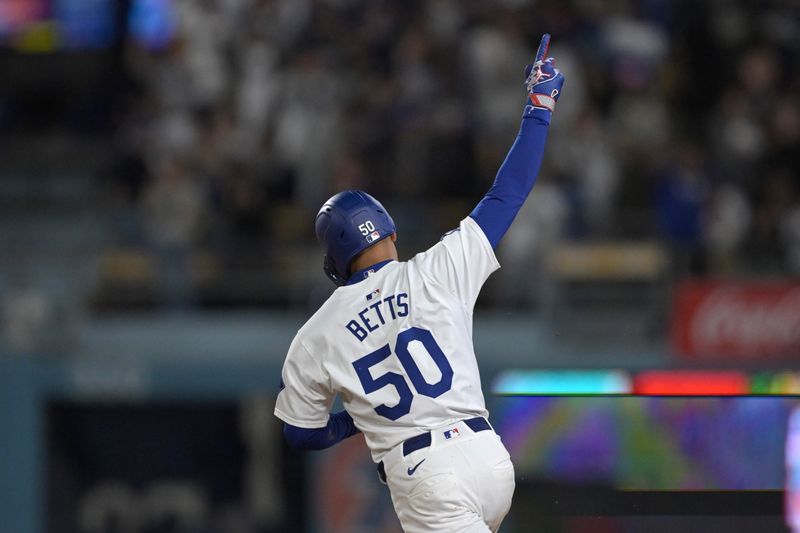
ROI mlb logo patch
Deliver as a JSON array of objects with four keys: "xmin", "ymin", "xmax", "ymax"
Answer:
[
  {"xmin": 366, "ymin": 230, "xmax": 381, "ymax": 243},
  {"xmin": 443, "ymin": 427, "xmax": 461, "ymax": 440},
  {"xmin": 366, "ymin": 288, "xmax": 381, "ymax": 301}
]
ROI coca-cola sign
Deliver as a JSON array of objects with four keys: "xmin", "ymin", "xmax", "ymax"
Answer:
[{"xmin": 671, "ymin": 281, "xmax": 800, "ymax": 359}]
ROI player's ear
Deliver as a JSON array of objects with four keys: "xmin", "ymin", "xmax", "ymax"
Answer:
[{"xmin": 390, "ymin": 233, "xmax": 397, "ymax": 242}]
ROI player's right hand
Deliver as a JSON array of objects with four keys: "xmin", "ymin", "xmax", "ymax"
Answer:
[{"xmin": 524, "ymin": 33, "xmax": 564, "ymax": 113}]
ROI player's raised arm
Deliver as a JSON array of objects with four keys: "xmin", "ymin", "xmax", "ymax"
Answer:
[{"xmin": 469, "ymin": 33, "xmax": 565, "ymax": 248}]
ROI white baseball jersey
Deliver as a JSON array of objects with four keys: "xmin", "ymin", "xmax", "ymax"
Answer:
[{"xmin": 274, "ymin": 216, "xmax": 500, "ymax": 462}]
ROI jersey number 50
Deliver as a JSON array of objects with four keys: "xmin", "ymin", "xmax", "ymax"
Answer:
[{"xmin": 352, "ymin": 327, "xmax": 454, "ymax": 420}]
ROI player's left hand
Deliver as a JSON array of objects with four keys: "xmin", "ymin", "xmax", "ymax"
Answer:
[{"xmin": 525, "ymin": 33, "xmax": 564, "ymax": 113}]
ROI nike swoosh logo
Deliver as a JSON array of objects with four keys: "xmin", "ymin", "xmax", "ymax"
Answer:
[{"xmin": 407, "ymin": 459, "xmax": 426, "ymax": 476}]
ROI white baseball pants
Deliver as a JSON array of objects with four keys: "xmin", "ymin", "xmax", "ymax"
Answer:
[{"xmin": 381, "ymin": 419, "xmax": 515, "ymax": 532}]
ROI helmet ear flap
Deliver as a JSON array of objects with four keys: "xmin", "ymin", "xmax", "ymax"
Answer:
[{"xmin": 323, "ymin": 255, "xmax": 346, "ymax": 286}]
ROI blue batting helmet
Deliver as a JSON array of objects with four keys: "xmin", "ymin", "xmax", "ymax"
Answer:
[{"xmin": 315, "ymin": 190, "xmax": 396, "ymax": 286}]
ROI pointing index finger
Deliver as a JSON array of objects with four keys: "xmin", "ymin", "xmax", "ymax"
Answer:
[{"xmin": 535, "ymin": 33, "xmax": 551, "ymax": 63}]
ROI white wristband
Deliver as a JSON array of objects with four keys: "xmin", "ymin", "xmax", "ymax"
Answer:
[{"xmin": 528, "ymin": 93, "xmax": 556, "ymax": 112}]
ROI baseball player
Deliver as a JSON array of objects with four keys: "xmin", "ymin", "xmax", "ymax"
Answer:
[{"xmin": 274, "ymin": 34, "xmax": 564, "ymax": 532}]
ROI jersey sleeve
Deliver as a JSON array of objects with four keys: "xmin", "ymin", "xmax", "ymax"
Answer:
[
  {"xmin": 274, "ymin": 336, "xmax": 334, "ymax": 428},
  {"xmin": 412, "ymin": 216, "xmax": 500, "ymax": 309}
]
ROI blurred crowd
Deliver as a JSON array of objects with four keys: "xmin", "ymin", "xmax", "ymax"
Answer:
[{"xmin": 104, "ymin": 0, "xmax": 800, "ymax": 304}]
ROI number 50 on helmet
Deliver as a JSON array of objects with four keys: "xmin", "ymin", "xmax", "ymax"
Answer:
[{"xmin": 315, "ymin": 190, "xmax": 396, "ymax": 286}]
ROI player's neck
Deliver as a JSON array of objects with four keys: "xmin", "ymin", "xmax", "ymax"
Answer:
[{"xmin": 350, "ymin": 236, "xmax": 398, "ymax": 274}]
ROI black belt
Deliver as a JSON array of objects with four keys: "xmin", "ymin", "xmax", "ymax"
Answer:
[{"xmin": 377, "ymin": 417, "xmax": 491, "ymax": 483}]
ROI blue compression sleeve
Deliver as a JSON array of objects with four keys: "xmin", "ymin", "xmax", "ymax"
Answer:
[
  {"xmin": 283, "ymin": 410, "xmax": 361, "ymax": 451},
  {"xmin": 469, "ymin": 108, "xmax": 551, "ymax": 248}
]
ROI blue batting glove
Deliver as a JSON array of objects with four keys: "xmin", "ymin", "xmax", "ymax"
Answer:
[{"xmin": 524, "ymin": 33, "xmax": 564, "ymax": 114}]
